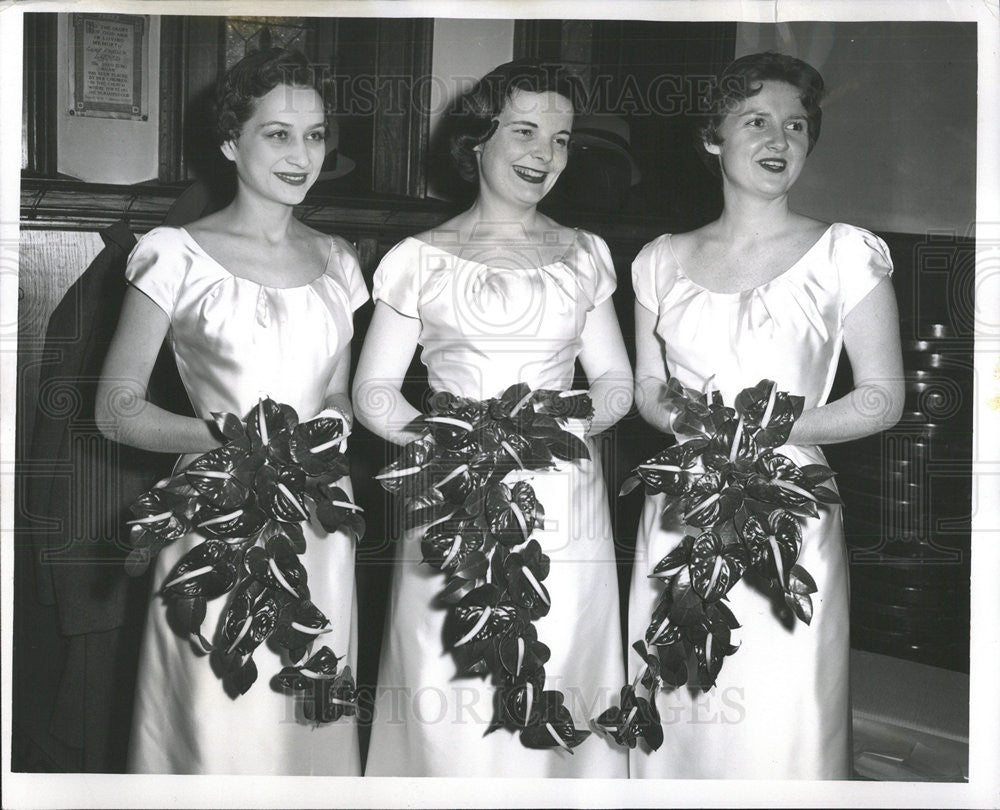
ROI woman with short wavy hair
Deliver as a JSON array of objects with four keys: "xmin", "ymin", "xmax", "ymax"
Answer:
[
  {"xmin": 356, "ymin": 60, "xmax": 631, "ymax": 777},
  {"xmin": 98, "ymin": 48, "xmax": 367, "ymax": 775},
  {"xmin": 627, "ymin": 52, "xmax": 903, "ymax": 778}
]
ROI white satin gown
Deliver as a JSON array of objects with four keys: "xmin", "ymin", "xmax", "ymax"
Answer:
[
  {"xmin": 628, "ymin": 223, "xmax": 893, "ymax": 779},
  {"xmin": 364, "ymin": 231, "xmax": 629, "ymax": 777},
  {"xmin": 124, "ymin": 226, "xmax": 368, "ymax": 774}
]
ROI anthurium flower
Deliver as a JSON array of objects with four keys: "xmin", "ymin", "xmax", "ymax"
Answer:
[
  {"xmin": 244, "ymin": 537, "xmax": 308, "ymax": 598},
  {"xmin": 682, "ymin": 471, "xmax": 725, "ymax": 528},
  {"xmin": 321, "ymin": 666, "xmax": 358, "ymax": 723},
  {"xmin": 374, "ymin": 435, "xmax": 435, "ymax": 494},
  {"xmin": 443, "ymin": 585, "xmax": 518, "ymax": 648},
  {"xmin": 739, "ymin": 508, "xmax": 802, "ymax": 587},
  {"xmin": 423, "ymin": 403, "xmax": 481, "ymax": 452},
  {"xmin": 275, "ymin": 648, "xmax": 355, "ymax": 723},
  {"xmin": 502, "ymin": 539, "xmax": 552, "ymax": 618},
  {"xmin": 534, "ymin": 387, "xmax": 594, "ymax": 421},
  {"xmin": 255, "ymin": 465, "xmax": 310, "ymax": 524},
  {"xmin": 687, "ymin": 530, "xmax": 748, "ymax": 602},
  {"xmin": 220, "ymin": 581, "xmax": 283, "ymax": 658},
  {"xmin": 498, "ymin": 668, "xmax": 546, "ymax": 728},
  {"xmin": 784, "ymin": 564, "xmax": 818, "ymax": 624},
  {"xmin": 630, "ymin": 640, "xmax": 665, "ymax": 693},
  {"xmin": 276, "ymin": 645, "xmax": 340, "ymax": 689},
  {"xmin": 126, "ymin": 489, "xmax": 191, "ymax": 575},
  {"xmin": 273, "ymin": 598, "xmax": 331, "ymax": 663},
  {"xmin": 162, "ymin": 539, "xmax": 239, "ymax": 599},
  {"xmin": 632, "ymin": 442, "xmax": 700, "ymax": 498},
  {"xmin": 430, "ymin": 460, "xmax": 480, "ymax": 505},
  {"xmin": 690, "ymin": 613, "xmax": 740, "ymax": 689},
  {"xmin": 731, "ymin": 380, "xmax": 804, "ymax": 448},
  {"xmin": 312, "ymin": 483, "xmax": 365, "ymax": 538},
  {"xmin": 193, "ymin": 500, "xmax": 267, "ymax": 540},
  {"xmin": 644, "ymin": 587, "xmax": 683, "ymax": 648},
  {"xmin": 245, "ymin": 397, "xmax": 298, "ymax": 448},
  {"xmin": 486, "ymin": 481, "xmax": 542, "ymax": 545},
  {"xmin": 421, "ymin": 519, "xmax": 487, "ymax": 573},
  {"xmin": 451, "ymin": 634, "xmax": 499, "ymax": 677},
  {"xmin": 498, "ymin": 625, "xmax": 551, "ymax": 678},
  {"xmin": 184, "ymin": 444, "xmax": 252, "ymax": 509},
  {"xmin": 270, "ymin": 415, "xmax": 350, "ymax": 477},
  {"xmin": 596, "ymin": 685, "xmax": 663, "ymax": 750},
  {"xmin": 519, "ymin": 691, "xmax": 591, "ymax": 751}
]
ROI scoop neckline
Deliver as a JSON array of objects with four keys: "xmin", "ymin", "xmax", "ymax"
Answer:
[
  {"xmin": 404, "ymin": 227, "xmax": 581, "ymax": 271},
  {"xmin": 178, "ymin": 226, "xmax": 335, "ymax": 290},
  {"xmin": 668, "ymin": 223, "xmax": 835, "ymax": 296}
]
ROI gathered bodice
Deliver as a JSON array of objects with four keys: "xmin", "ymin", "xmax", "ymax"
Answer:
[
  {"xmin": 125, "ymin": 226, "xmax": 368, "ymax": 422},
  {"xmin": 633, "ymin": 222, "xmax": 893, "ymax": 410},
  {"xmin": 372, "ymin": 230, "xmax": 617, "ymax": 399}
]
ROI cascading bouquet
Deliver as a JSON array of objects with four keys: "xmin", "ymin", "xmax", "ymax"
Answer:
[
  {"xmin": 376, "ymin": 383, "xmax": 595, "ymax": 752},
  {"xmin": 596, "ymin": 378, "xmax": 841, "ymax": 750},
  {"xmin": 125, "ymin": 398, "xmax": 364, "ymax": 723}
]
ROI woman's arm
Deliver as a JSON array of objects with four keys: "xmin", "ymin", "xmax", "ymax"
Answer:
[
  {"xmin": 320, "ymin": 344, "xmax": 354, "ymax": 426},
  {"xmin": 95, "ymin": 287, "xmax": 220, "ymax": 453},
  {"xmin": 352, "ymin": 302, "xmax": 423, "ymax": 446},
  {"xmin": 632, "ymin": 301, "xmax": 677, "ymax": 434},
  {"xmin": 787, "ymin": 278, "xmax": 904, "ymax": 445},
  {"xmin": 578, "ymin": 298, "xmax": 634, "ymax": 436}
]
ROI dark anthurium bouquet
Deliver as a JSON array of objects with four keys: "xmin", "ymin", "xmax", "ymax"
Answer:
[
  {"xmin": 125, "ymin": 398, "xmax": 363, "ymax": 723},
  {"xmin": 596, "ymin": 378, "xmax": 841, "ymax": 750},
  {"xmin": 376, "ymin": 383, "xmax": 595, "ymax": 752}
]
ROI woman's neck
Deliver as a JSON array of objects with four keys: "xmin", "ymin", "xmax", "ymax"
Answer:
[
  {"xmin": 223, "ymin": 191, "xmax": 297, "ymax": 245},
  {"xmin": 714, "ymin": 186, "xmax": 795, "ymax": 239},
  {"xmin": 462, "ymin": 195, "xmax": 541, "ymax": 240}
]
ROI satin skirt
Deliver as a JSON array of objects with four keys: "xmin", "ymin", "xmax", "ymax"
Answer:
[
  {"xmin": 127, "ymin": 480, "xmax": 361, "ymax": 775},
  {"xmin": 626, "ymin": 487, "xmax": 851, "ymax": 779},
  {"xmin": 365, "ymin": 447, "xmax": 628, "ymax": 777}
]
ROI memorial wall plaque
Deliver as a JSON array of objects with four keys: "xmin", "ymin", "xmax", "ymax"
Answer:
[{"xmin": 70, "ymin": 13, "xmax": 147, "ymax": 120}]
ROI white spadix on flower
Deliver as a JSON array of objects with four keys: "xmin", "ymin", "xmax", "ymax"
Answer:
[
  {"xmin": 760, "ymin": 381, "xmax": 778, "ymax": 428},
  {"xmin": 268, "ymin": 557, "xmax": 299, "ymax": 596},
  {"xmin": 226, "ymin": 613, "xmax": 254, "ymax": 655},
  {"xmin": 424, "ymin": 416, "xmax": 474, "ymax": 431},
  {"xmin": 454, "ymin": 606, "xmax": 493, "ymax": 646},
  {"xmin": 198, "ymin": 508, "xmax": 244, "ymax": 528},
  {"xmin": 258, "ymin": 398, "xmax": 269, "ymax": 445},
  {"xmin": 374, "ymin": 465, "xmax": 422, "ymax": 480},
  {"xmin": 276, "ymin": 482, "xmax": 309, "ymax": 519},
  {"xmin": 521, "ymin": 566, "xmax": 550, "ymax": 606},
  {"xmin": 127, "ymin": 511, "xmax": 172, "ymax": 525},
  {"xmin": 290, "ymin": 622, "xmax": 331, "ymax": 636},
  {"xmin": 509, "ymin": 501, "xmax": 529, "ymax": 539},
  {"xmin": 163, "ymin": 565, "xmax": 213, "ymax": 590}
]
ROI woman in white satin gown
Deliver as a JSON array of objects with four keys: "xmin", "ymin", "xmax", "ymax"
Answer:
[
  {"xmin": 628, "ymin": 52, "xmax": 904, "ymax": 779},
  {"xmin": 96, "ymin": 49, "xmax": 366, "ymax": 774},
  {"xmin": 354, "ymin": 61, "xmax": 632, "ymax": 777}
]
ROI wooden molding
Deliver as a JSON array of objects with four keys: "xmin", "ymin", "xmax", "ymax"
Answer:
[
  {"xmin": 372, "ymin": 18, "xmax": 434, "ymax": 197},
  {"xmin": 22, "ymin": 14, "xmax": 58, "ymax": 176}
]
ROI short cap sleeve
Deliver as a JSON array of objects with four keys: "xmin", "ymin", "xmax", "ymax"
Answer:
[
  {"xmin": 372, "ymin": 239, "xmax": 421, "ymax": 318},
  {"xmin": 631, "ymin": 235, "xmax": 670, "ymax": 314},
  {"xmin": 332, "ymin": 237, "xmax": 369, "ymax": 312},
  {"xmin": 835, "ymin": 225, "xmax": 894, "ymax": 316},
  {"xmin": 574, "ymin": 230, "xmax": 617, "ymax": 309},
  {"xmin": 124, "ymin": 226, "xmax": 188, "ymax": 317}
]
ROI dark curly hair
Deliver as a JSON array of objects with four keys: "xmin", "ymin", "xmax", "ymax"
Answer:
[
  {"xmin": 215, "ymin": 48, "xmax": 323, "ymax": 145},
  {"xmin": 696, "ymin": 52, "xmax": 825, "ymax": 175},
  {"xmin": 449, "ymin": 60, "xmax": 584, "ymax": 184}
]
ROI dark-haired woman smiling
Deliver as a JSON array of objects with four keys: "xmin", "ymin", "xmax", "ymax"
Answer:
[
  {"xmin": 628, "ymin": 52, "xmax": 903, "ymax": 778},
  {"xmin": 355, "ymin": 61, "xmax": 631, "ymax": 777},
  {"xmin": 97, "ymin": 49, "xmax": 367, "ymax": 774}
]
